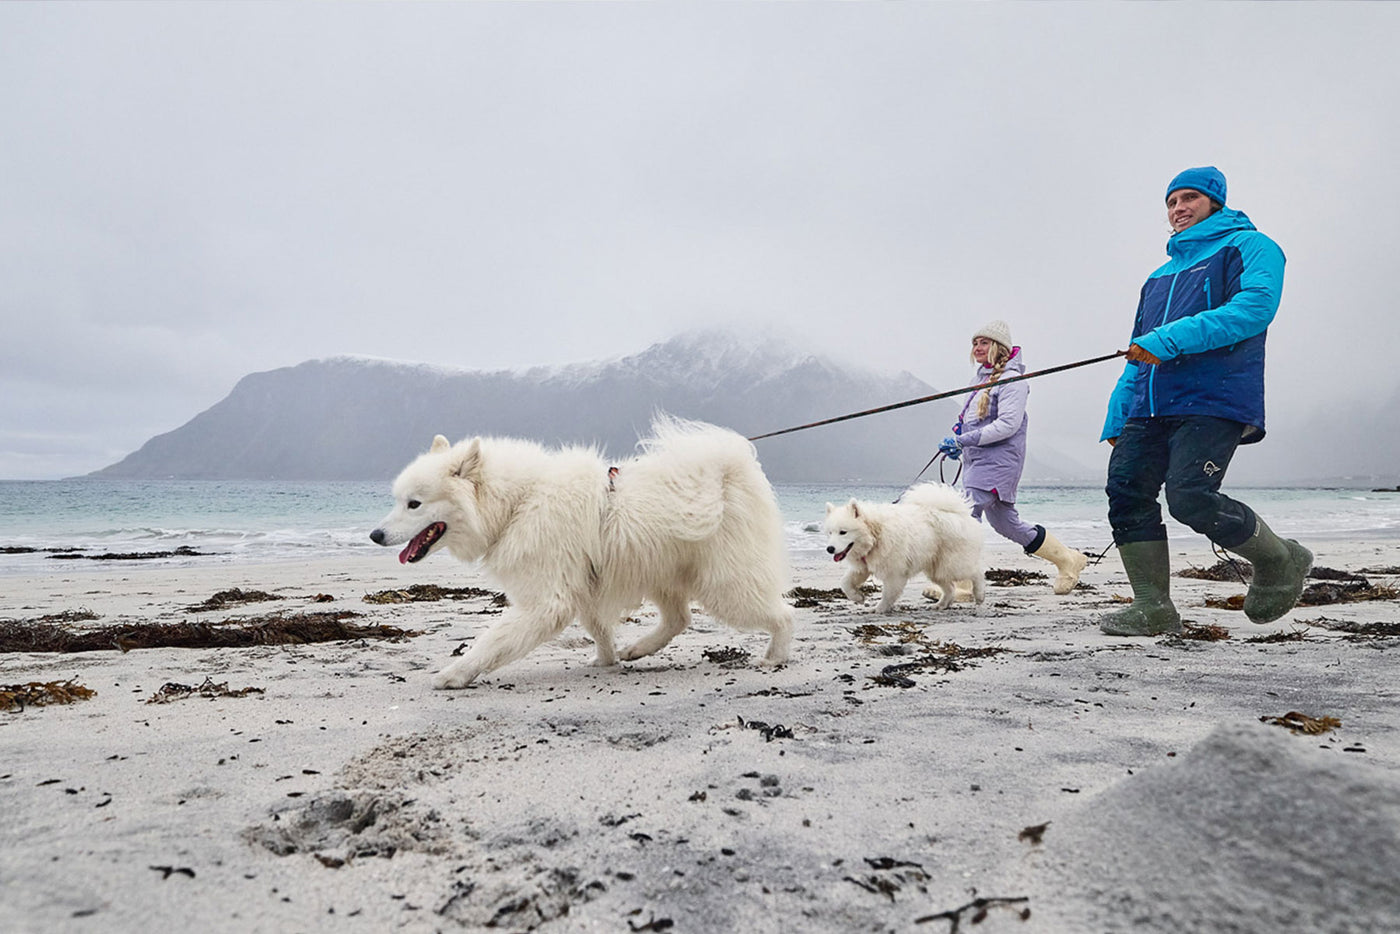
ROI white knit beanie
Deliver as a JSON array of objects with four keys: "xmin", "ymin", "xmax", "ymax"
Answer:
[{"xmin": 972, "ymin": 320, "xmax": 1013, "ymax": 349}]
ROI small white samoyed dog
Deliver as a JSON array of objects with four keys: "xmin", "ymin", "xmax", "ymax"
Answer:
[
  {"xmin": 824, "ymin": 483, "xmax": 986, "ymax": 614},
  {"xmin": 370, "ymin": 417, "xmax": 794, "ymax": 688}
]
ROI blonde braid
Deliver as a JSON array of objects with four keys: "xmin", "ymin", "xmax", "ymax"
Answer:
[{"xmin": 975, "ymin": 342, "xmax": 1010, "ymax": 419}]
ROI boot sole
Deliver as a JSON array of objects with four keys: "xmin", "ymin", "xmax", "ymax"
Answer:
[{"xmin": 1100, "ymin": 606, "xmax": 1183, "ymax": 637}]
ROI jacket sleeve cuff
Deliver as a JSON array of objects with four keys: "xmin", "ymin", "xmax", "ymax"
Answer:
[
  {"xmin": 1135, "ymin": 332, "xmax": 1173, "ymax": 361},
  {"xmin": 958, "ymin": 428, "xmax": 982, "ymax": 446}
]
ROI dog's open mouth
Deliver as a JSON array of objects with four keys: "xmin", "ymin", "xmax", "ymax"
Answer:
[
  {"xmin": 399, "ymin": 522, "xmax": 447, "ymax": 564},
  {"xmin": 832, "ymin": 543, "xmax": 853, "ymax": 563}
]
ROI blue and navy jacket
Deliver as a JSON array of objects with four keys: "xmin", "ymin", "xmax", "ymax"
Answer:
[{"xmin": 1101, "ymin": 207, "xmax": 1285, "ymax": 444}]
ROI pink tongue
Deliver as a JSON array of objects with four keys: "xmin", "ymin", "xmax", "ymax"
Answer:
[
  {"xmin": 399, "ymin": 530, "xmax": 426, "ymax": 564},
  {"xmin": 398, "ymin": 523, "xmax": 442, "ymax": 564}
]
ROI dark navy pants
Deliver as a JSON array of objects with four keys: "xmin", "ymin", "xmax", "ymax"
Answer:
[{"xmin": 1106, "ymin": 416, "xmax": 1257, "ymax": 548}]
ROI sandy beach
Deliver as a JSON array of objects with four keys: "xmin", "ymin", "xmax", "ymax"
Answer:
[{"xmin": 2, "ymin": 539, "xmax": 1398, "ymax": 933}]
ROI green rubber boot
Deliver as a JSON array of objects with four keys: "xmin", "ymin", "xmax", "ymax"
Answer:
[
  {"xmin": 1100, "ymin": 540, "xmax": 1182, "ymax": 637},
  {"xmin": 1226, "ymin": 518, "xmax": 1313, "ymax": 623}
]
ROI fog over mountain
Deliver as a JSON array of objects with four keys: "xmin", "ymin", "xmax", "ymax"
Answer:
[{"xmin": 89, "ymin": 332, "xmax": 1097, "ymax": 484}]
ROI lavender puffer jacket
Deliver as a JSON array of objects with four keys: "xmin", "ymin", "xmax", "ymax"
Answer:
[{"xmin": 954, "ymin": 348, "xmax": 1029, "ymax": 502}]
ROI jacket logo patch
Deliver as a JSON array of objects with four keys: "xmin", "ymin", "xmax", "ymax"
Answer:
[{"xmin": 1202, "ymin": 460, "xmax": 1222, "ymax": 477}]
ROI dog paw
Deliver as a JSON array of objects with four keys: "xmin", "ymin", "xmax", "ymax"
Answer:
[
  {"xmin": 619, "ymin": 643, "xmax": 647, "ymax": 662},
  {"xmin": 431, "ymin": 664, "xmax": 479, "ymax": 690}
]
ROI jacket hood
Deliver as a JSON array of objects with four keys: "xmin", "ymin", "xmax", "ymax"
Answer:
[
  {"xmin": 1166, "ymin": 207, "xmax": 1257, "ymax": 260},
  {"xmin": 978, "ymin": 346, "xmax": 1026, "ymax": 379}
]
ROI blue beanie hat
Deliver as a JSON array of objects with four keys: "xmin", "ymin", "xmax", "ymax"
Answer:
[{"xmin": 1166, "ymin": 166, "xmax": 1227, "ymax": 205}]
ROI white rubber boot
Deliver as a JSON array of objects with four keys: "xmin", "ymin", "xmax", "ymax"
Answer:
[{"xmin": 1031, "ymin": 528, "xmax": 1089, "ymax": 595}]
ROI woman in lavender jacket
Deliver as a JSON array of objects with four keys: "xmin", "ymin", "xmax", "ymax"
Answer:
[{"xmin": 945, "ymin": 320, "xmax": 1087, "ymax": 594}]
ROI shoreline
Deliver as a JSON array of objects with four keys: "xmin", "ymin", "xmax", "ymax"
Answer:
[{"xmin": 2, "ymin": 543, "xmax": 1399, "ymax": 931}]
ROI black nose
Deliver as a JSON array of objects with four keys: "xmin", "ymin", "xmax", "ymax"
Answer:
[
  {"xmin": 370, "ymin": 529, "xmax": 386, "ymax": 545},
  {"xmin": 826, "ymin": 545, "xmax": 835, "ymax": 554}
]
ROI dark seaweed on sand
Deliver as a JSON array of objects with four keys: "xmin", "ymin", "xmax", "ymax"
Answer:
[
  {"xmin": 1, "ymin": 679, "xmax": 96, "ymax": 712},
  {"xmin": 702, "ymin": 646, "xmax": 751, "ymax": 667},
  {"xmin": 914, "ymin": 894, "xmax": 1032, "ymax": 927},
  {"xmin": 147, "ymin": 676, "xmax": 265, "ymax": 704},
  {"xmin": 785, "ymin": 586, "xmax": 847, "ymax": 607},
  {"xmin": 1205, "ymin": 575, "xmax": 1397, "ymax": 611},
  {"xmin": 1259, "ymin": 711, "xmax": 1341, "ymax": 735},
  {"xmin": 1173, "ymin": 622, "xmax": 1232, "ymax": 642},
  {"xmin": 872, "ymin": 645, "xmax": 1010, "ymax": 685},
  {"xmin": 1175, "ymin": 560, "xmax": 1368, "ymax": 583},
  {"xmin": 857, "ymin": 626, "xmax": 1011, "ymax": 686},
  {"xmin": 1300, "ymin": 616, "xmax": 1400, "ymax": 639},
  {"xmin": 985, "ymin": 568, "xmax": 1049, "ymax": 586},
  {"xmin": 1243, "ymin": 627, "xmax": 1312, "ymax": 644},
  {"xmin": 49, "ymin": 545, "xmax": 210, "ymax": 561},
  {"xmin": 1308, "ymin": 566, "xmax": 1370, "ymax": 582},
  {"xmin": 37, "ymin": 609, "xmax": 100, "ymax": 624},
  {"xmin": 362, "ymin": 584, "xmax": 504, "ymax": 604},
  {"xmin": 0, "ymin": 611, "xmax": 419, "ymax": 654},
  {"xmin": 186, "ymin": 588, "xmax": 284, "ymax": 613},
  {"xmin": 1298, "ymin": 579, "xmax": 1398, "ymax": 606},
  {"xmin": 1178, "ymin": 559, "xmax": 1252, "ymax": 582},
  {"xmin": 852, "ymin": 620, "xmax": 932, "ymax": 646}
]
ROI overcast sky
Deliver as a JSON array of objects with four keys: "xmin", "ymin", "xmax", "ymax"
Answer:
[{"xmin": 3, "ymin": 2, "xmax": 1396, "ymax": 481}]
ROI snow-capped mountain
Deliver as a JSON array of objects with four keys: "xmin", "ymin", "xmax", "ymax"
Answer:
[{"xmin": 88, "ymin": 331, "xmax": 970, "ymax": 482}]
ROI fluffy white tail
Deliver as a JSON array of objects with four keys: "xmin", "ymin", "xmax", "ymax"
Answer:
[{"xmin": 898, "ymin": 482, "xmax": 972, "ymax": 516}]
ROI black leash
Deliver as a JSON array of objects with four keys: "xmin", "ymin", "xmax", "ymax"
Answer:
[
  {"xmin": 1210, "ymin": 540, "xmax": 1252, "ymax": 582},
  {"xmin": 1083, "ymin": 542, "xmax": 1117, "ymax": 566},
  {"xmin": 746, "ymin": 350, "xmax": 1127, "ymax": 442},
  {"xmin": 892, "ymin": 450, "xmax": 959, "ymax": 503}
]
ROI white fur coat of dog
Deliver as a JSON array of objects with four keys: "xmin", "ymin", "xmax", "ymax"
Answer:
[
  {"xmin": 371, "ymin": 417, "xmax": 794, "ymax": 687},
  {"xmin": 824, "ymin": 483, "xmax": 986, "ymax": 613}
]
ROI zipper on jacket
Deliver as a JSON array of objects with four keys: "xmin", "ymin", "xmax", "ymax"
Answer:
[{"xmin": 1149, "ymin": 271, "xmax": 1183, "ymax": 416}]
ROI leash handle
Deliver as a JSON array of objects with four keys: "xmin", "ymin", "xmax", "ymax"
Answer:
[
  {"xmin": 938, "ymin": 456, "xmax": 962, "ymax": 487},
  {"xmin": 747, "ymin": 349, "xmax": 1127, "ymax": 442}
]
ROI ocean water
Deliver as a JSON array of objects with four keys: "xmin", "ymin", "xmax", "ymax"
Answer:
[{"xmin": 1, "ymin": 479, "xmax": 1397, "ymax": 577}]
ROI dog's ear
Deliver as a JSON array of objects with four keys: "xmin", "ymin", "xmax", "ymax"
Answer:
[
  {"xmin": 825, "ymin": 502, "xmax": 835, "ymax": 515},
  {"xmin": 450, "ymin": 438, "xmax": 482, "ymax": 479},
  {"xmin": 429, "ymin": 434, "xmax": 451, "ymax": 454},
  {"xmin": 848, "ymin": 498, "xmax": 861, "ymax": 518}
]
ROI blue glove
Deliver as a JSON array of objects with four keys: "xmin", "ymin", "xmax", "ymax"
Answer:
[{"xmin": 938, "ymin": 436, "xmax": 961, "ymax": 460}]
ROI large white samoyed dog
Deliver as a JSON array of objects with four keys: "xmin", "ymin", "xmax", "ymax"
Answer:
[
  {"xmin": 370, "ymin": 417, "xmax": 794, "ymax": 688},
  {"xmin": 824, "ymin": 483, "xmax": 986, "ymax": 614}
]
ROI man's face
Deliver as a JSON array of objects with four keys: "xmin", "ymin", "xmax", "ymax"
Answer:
[{"xmin": 1167, "ymin": 188, "xmax": 1215, "ymax": 232}]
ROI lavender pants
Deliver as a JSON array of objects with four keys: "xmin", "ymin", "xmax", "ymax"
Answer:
[{"xmin": 967, "ymin": 487, "xmax": 1043, "ymax": 552}]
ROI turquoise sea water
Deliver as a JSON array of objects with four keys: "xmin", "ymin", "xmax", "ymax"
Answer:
[{"xmin": 1, "ymin": 479, "xmax": 1397, "ymax": 576}]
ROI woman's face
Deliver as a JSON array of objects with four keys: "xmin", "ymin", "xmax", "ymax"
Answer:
[
  {"xmin": 1167, "ymin": 188, "xmax": 1214, "ymax": 232},
  {"xmin": 972, "ymin": 337, "xmax": 997, "ymax": 366}
]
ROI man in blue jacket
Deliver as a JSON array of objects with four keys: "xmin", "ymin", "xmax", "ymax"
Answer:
[{"xmin": 1099, "ymin": 166, "xmax": 1312, "ymax": 636}]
